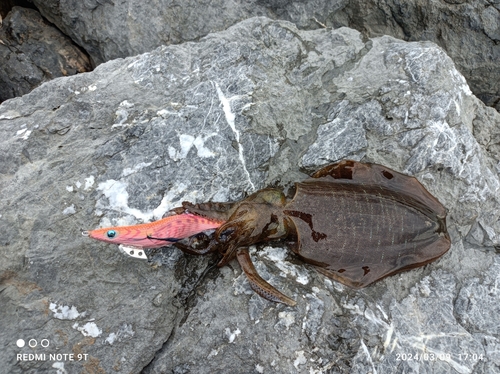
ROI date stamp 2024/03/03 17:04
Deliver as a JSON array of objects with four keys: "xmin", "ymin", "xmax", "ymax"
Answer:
[{"xmin": 396, "ymin": 352, "xmax": 485, "ymax": 363}]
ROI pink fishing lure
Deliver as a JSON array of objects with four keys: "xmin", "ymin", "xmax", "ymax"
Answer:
[{"xmin": 83, "ymin": 213, "xmax": 223, "ymax": 248}]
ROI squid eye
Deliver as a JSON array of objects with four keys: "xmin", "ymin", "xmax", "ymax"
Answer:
[
  {"xmin": 106, "ymin": 230, "xmax": 117, "ymax": 238},
  {"xmin": 218, "ymin": 228, "xmax": 235, "ymax": 243}
]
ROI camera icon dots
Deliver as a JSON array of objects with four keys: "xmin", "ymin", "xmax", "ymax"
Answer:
[{"xmin": 16, "ymin": 339, "xmax": 49, "ymax": 348}]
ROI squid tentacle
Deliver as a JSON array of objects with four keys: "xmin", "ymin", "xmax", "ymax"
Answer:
[{"xmin": 236, "ymin": 248, "xmax": 296, "ymax": 306}]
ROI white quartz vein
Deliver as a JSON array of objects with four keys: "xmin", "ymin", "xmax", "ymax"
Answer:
[{"xmin": 214, "ymin": 82, "xmax": 255, "ymax": 191}]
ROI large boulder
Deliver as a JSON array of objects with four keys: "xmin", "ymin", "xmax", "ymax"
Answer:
[
  {"xmin": 331, "ymin": 0, "xmax": 500, "ymax": 112},
  {"xmin": 1, "ymin": 17, "xmax": 499, "ymax": 373},
  {"xmin": 0, "ymin": 6, "xmax": 91, "ymax": 102},
  {"xmin": 29, "ymin": 0, "xmax": 500, "ymax": 111}
]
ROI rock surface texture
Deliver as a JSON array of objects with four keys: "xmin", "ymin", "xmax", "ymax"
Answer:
[
  {"xmin": 28, "ymin": 0, "xmax": 500, "ymax": 111},
  {"xmin": 30, "ymin": 0, "xmax": 343, "ymax": 65},
  {"xmin": 1, "ymin": 17, "xmax": 500, "ymax": 373},
  {"xmin": 330, "ymin": 0, "xmax": 500, "ymax": 112},
  {"xmin": 0, "ymin": 6, "xmax": 91, "ymax": 102}
]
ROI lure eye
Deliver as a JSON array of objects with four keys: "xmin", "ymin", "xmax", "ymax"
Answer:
[{"xmin": 106, "ymin": 230, "xmax": 117, "ymax": 239}]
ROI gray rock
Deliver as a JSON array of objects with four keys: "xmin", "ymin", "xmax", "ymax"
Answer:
[
  {"xmin": 29, "ymin": 0, "xmax": 499, "ymax": 112},
  {"xmin": 1, "ymin": 17, "xmax": 499, "ymax": 373},
  {"xmin": 0, "ymin": 6, "xmax": 91, "ymax": 102},
  {"xmin": 30, "ymin": 0, "xmax": 348, "ymax": 66},
  {"xmin": 330, "ymin": 0, "xmax": 500, "ymax": 111}
]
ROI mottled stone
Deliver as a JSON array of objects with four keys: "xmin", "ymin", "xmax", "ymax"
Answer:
[
  {"xmin": 0, "ymin": 6, "xmax": 91, "ymax": 102},
  {"xmin": 331, "ymin": 0, "xmax": 500, "ymax": 111},
  {"xmin": 24, "ymin": 0, "xmax": 499, "ymax": 112},
  {"xmin": 1, "ymin": 17, "xmax": 499, "ymax": 373}
]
